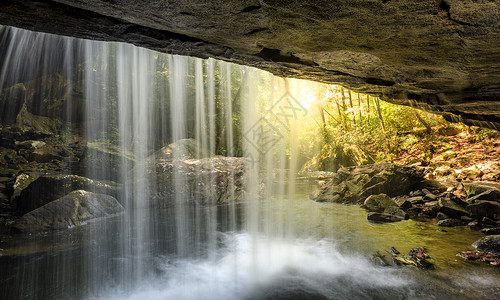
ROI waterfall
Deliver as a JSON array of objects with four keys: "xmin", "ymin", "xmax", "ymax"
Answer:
[
  {"xmin": 1, "ymin": 25, "xmax": 475, "ymax": 300},
  {"xmin": 0, "ymin": 24, "xmax": 307, "ymax": 297}
]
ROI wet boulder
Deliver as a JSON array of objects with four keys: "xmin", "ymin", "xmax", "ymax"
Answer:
[
  {"xmin": 78, "ymin": 143, "xmax": 135, "ymax": 182},
  {"xmin": 152, "ymin": 138, "xmax": 213, "ymax": 161},
  {"xmin": 466, "ymin": 189, "xmax": 500, "ymax": 203},
  {"xmin": 467, "ymin": 201, "xmax": 500, "ymax": 220},
  {"xmin": 16, "ymin": 174, "xmax": 121, "ymax": 214},
  {"xmin": 473, "ymin": 235, "xmax": 500, "ymax": 255},
  {"xmin": 310, "ymin": 163, "xmax": 425, "ymax": 204},
  {"xmin": 135, "ymin": 155, "xmax": 255, "ymax": 208},
  {"xmin": 12, "ymin": 190, "xmax": 123, "ymax": 233},
  {"xmin": 363, "ymin": 194, "xmax": 408, "ymax": 222},
  {"xmin": 438, "ymin": 198, "xmax": 469, "ymax": 219},
  {"xmin": 463, "ymin": 182, "xmax": 500, "ymax": 197}
]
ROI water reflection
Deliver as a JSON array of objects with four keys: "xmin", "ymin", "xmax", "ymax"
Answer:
[{"xmin": 1, "ymin": 183, "xmax": 498, "ymax": 299}]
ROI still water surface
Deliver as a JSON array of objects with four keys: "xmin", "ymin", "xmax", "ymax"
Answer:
[{"xmin": 1, "ymin": 183, "xmax": 498, "ymax": 299}]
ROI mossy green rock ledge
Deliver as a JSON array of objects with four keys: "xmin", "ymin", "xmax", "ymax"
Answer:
[{"xmin": 12, "ymin": 190, "xmax": 123, "ymax": 233}]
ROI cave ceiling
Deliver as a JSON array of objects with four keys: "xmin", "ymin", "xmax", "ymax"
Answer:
[{"xmin": 1, "ymin": 0, "xmax": 499, "ymax": 129}]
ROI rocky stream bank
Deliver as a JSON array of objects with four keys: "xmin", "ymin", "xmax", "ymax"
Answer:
[{"xmin": 309, "ymin": 163, "xmax": 500, "ymax": 267}]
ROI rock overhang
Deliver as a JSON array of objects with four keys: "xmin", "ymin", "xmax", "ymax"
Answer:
[{"xmin": 0, "ymin": 0, "xmax": 499, "ymax": 129}]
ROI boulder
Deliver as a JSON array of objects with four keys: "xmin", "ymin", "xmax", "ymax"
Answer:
[
  {"xmin": 438, "ymin": 198, "xmax": 469, "ymax": 219},
  {"xmin": 12, "ymin": 173, "xmax": 38, "ymax": 199},
  {"xmin": 466, "ymin": 190, "xmax": 500, "ymax": 203},
  {"xmin": 310, "ymin": 163, "xmax": 424, "ymax": 204},
  {"xmin": 78, "ymin": 143, "xmax": 135, "ymax": 182},
  {"xmin": 367, "ymin": 212, "xmax": 404, "ymax": 223},
  {"xmin": 16, "ymin": 174, "xmax": 121, "ymax": 214},
  {"xmin": 363, "ymin": 194, "xmax": 397, "ymax": 212},
  {"xmin": 467, "ymin": 201, "xmax": 500, "ymax": 220},
  {"xmin": 12, "ymin": 190, "xmax": 123, "ymax": 233},
  {"xmin": 134, "ymin": 155, "xmax": 254, "ymax": 208},
  {"xmin": 152, "ymin": 138, "xmax": 213, "ymax": 161},
  {"xmin": 394, "ymin": 197, "xmax": 412, "ymax": 211},
  {"xmin": 363, "ymin": 194, "xmax": 408, "ymax": 222},
  {"xmin": 473, "ymin": 235, "xmax": 500, "ymax": 255},
  {"xmin": 463, "ymin": 182, "xmax": 500, "ymax": 197}
]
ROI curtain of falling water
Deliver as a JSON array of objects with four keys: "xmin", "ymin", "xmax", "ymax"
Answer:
[{"xmin": 0, "ymin": 25, "xmax": 304, "ymax": 298}]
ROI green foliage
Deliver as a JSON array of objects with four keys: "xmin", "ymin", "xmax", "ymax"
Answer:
[{"xmin": 295, "ymin": 85, "xmax": 449, "ymax": 173}]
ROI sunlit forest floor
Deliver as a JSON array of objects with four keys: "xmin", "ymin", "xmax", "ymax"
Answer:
[{"xmin": 390, "ymin": 125, "xmax": 500, "ymax": 182}]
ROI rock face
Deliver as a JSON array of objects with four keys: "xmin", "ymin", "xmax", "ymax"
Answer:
[
  {"xmin": 16, "ymin": 175, "xmax": 121, "ymax": 214},
  {"xmin": 78, "ymin": 144, "xmax": 135, "ymax": 182},
  {"xmin": 152, "ymin": 138, "xmax": 213, "ymax": 161},
  {"xmin": 128, "ymin": 139, "xmax": 253, "ymax": 208},
  {"xmin": 309, "ymin": 163, "xmax": 424, "ymax": 204},
  {"xmin": 136, "ymin": 156, "xmax": 251, "ymax": 208},
  {"xmin": 12, "ymin": 190, "xmax": 123, "ymax": 233},
  {"xmin": 1, "ymin": 0, "xmax": 499, "ymax": 129}
]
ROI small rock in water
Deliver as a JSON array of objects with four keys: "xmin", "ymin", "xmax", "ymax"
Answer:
[
  {"xmin": 437, "ymin": 219, "xmax": 463, "ymax": 227},
  {"xmin": 436, "ymin": 212, "xmax": 449, "ymax": 220},
  {"xmin": 391, "ymin": 247, "xmax": 434, "ymax": 270},
  {"xmin": 481, "ymin": 228, "xmax": 500, "ymax": 235},
  {"xmin": 367, "ymin": 212, "xmax": 404, "ymax": 223},
  {"xmin": 461, "ymin": 215, "xmax": 473, "ymax": 222},
  {"xmin": 468, "ymin": 221, "xmax": 482, "ymax": 230},
  {"xmin": 481, "ymin": 217, "xmax": 498, "ymax": 226},
  {"xmin": 473, "ymin": 235, "xmax": 500, "ymax": 254},
  {"xmin": 371, "ymin": 251, "xmax": 391, "ymax": 267}
]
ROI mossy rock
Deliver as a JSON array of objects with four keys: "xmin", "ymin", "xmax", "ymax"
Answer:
[
  {"xmin": 78, "ymin": 143, "xmax": 135, "ymax": 182},
  {"xmin": 0, "ymin": 83, "xmax": 26, "ymax": 125},
  {"xmin": 16, "ymin": 174, "xmax": 121, "ymax": 215},
  {"xmin": 152, "ymin": 138, "xmax": 213, "ymax": 161},
  {"xmin": 363, "ymin": 194, "xmax": 398, "ymax": 212},
  {"xmin": 14, "ymin": 104, "xmax": 56, "ymax": 135},
  {"xmin": 133, "ymin": 155, "xmax": 251, "ymax": 208},
  {"xmin": 12, "ymin": 190, "xmax": 123, "ymax": 233}
]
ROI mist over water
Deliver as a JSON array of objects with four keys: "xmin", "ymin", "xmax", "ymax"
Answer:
[{"xmin": 0, "ymin": 26, "xmax": 499, "ymax": 300}]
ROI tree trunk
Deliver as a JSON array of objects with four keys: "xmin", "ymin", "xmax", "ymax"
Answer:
[
  {"xmin": 414, "ymin": 109, "xmax": 432, "ymax": 133},
  {"xmin": 373, "ymin": 97, "xmax": 385, "ymax": 131},
  {"xmin": 348, "ymin": 90, "xmax": 355, "ymax": 125}
]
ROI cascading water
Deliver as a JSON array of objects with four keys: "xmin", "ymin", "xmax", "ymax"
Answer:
[{"xmin": 1, "ymin": 26, "xmax": 499, "ymax": 300}]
